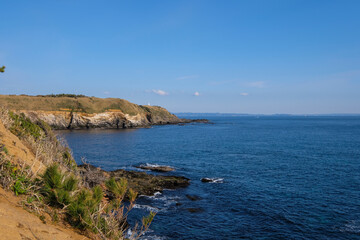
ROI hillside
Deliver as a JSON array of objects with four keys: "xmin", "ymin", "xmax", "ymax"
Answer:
[
  {"xmin": 0, "ymin": 108, "xmax": 189, "ymax": 239},
  {"xmin": 0, "ymin": 115, "xmax": 90, "ymax": 239},
  {"xmin": 0, "ymin": 95, "xmax": 182, "ymax": 129}
]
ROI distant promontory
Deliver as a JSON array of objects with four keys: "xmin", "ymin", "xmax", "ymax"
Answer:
[{"xmin": 0, "ymin": 94, "xmax": 206, "ymax": 129}]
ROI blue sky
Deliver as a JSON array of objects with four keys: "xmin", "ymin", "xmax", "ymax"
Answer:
[{"xmin": 1, "ymin": 0, "xmax": 360, "ymax": 114}]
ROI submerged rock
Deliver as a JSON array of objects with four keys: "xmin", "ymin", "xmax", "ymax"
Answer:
[
  {"xmin": 186, "ymin": 208, "xmax": 204, "ymax": 213},
  {"xmin": 78, "ymin": 164, "xmax": 190, "ymax": 196},
  {"xmin": 186, "ymin": 194, "xmax": 202, "ymax": 201},
  {"xmin": 135, "ymin": 164, "xmax": 175, "ymax": 172}
]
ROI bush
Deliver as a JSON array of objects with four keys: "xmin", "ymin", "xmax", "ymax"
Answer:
[
  {"xmin": 0, "ymin": 144, "xmax": 8, "ymax": 155},
  {"xmin": 0, "ymin": 158, "xmax": 35, "ymax": 196},
  {"xmin": 67, "ymin": 186, "xmax": 103, "ymax": 229},
  {"xmin": 8, "ymin": 112, "xmax": 43, "ymax": 140},
  {"xmin": 41, "ymin": 164, "xmax": 77, "ymax": 207}
]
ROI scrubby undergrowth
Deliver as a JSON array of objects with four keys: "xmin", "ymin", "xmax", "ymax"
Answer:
[{"xmin": 0, "ymin": 108, "xmax": 155, "ymax": 239}]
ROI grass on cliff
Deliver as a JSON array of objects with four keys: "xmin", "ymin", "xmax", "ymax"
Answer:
[
  {"xmin": 0, "ymin": 95, "xmax": 178, "ymax": 120},
  {"xmin": 0, "ymin": 108, "xmax": 77, "ymax": 170}
]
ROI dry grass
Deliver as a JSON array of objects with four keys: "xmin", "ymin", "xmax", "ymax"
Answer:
[{"xmin": 0, "ymin": 95, "xmax": 176, "ymax": 118}]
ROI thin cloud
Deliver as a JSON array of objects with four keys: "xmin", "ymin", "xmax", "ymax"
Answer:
[
  {"xmin": 240, "ymin": 92, "xmax": 249, "ymax": 96},
  {"xmin": 177, "ymin": 75, "xmax": 199, "ymax": 80},
  {"xmin": 194, "ymin": 91, "xmax": 200, "ymax": 96},
  {"xmin": 248, "ymin": 81, "xmax": 265, "ymax": 88},
  {"xmin": 208, "ymin": 80, "xmax": 233, "ymax": 86},
  {"xmin": 152, "ymin": 89, "xmax": 169, "ymax": 96}
]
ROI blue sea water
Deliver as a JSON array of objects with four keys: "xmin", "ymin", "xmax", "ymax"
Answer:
[{"xmin": 61, "ymin": 116, "xmax": 360, "ymax": 240}]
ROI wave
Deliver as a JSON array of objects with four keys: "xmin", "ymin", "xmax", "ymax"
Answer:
[
  {"xmin": 140, "ymin": 163, "xmax": 175, "ymax": 169},
  {"xmin": 126, "ymin": 228, "xmax": 167, "ymax": 240},
  {"xmin": 139, "ymin": 191, "xmax": 162, "ymax": 198},
  {"xmin": 133, "ymin": 204, "xmax": 160, "ymax": 213},
  {"xmin": 201, "ymin": 177, "xmax": 224, "ymax": 183},
  {"xmin": 340, "ymin": 220, "xmax": 360, "ymax": 234},
  {"xmin": 140, "ymin": 235, "xmax": 167, "ymax": 240}
]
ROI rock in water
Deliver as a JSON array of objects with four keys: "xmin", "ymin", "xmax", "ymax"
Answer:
[
  {"xmin": 186, "ymin": 208, "xmax": 204, "ymax": 213},
  {"xmin": 201, "ymin": 178, "xmax": 213, "ymax": 182},
  {"xmin": 201, "ymin": 177, "xmax": 224, "ymax": 183},
  {"xmin": 136, "ymin": 164, "xmax": 175, "ymax": 172},
  {"xmin": 186, "ymin": 194, "xmax": 202, "ymax": 201}
]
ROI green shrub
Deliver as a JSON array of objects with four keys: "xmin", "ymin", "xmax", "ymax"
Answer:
[
  {"xmin": 12, "ymin": 178, "xmax": 28, "ymax": 195},
  {"xmin": 0, "ymin": 158, "xmax": 34, "ymax": 196},
  {"xmin": 67, "ymin": 186, "xmax": 103, "ymax": 229},
  {"xmin": 105, "ymin": 177, "xmax": 127, "ymax": 200},
  {"xmin": 41, "ymin": 164, "xmax": 77, "ymax": 207},
  {"xmin": 9, "ymin": 112, "xmax": 43, "ymax": 139},
  {"xmin": 0, "ymin": 144, "xmax": 8, "ymax": 155}
]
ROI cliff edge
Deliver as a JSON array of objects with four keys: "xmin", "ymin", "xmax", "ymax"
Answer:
[{"xmin": 0, "ymin": 95, "xmax": 183, "ymax": 129}]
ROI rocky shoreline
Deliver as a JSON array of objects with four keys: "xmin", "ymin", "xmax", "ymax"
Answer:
[{"xmin": 78, "ymin": 164, "xmax": 190, "ymax": 196}]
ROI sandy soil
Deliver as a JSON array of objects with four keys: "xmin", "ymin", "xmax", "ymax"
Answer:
[
  {"xmin": 0, "ymin": 187, "xmax": 90, "ymax": 240},
  {"xmin": 0, "ymin": 121, "xmax": 45, "ymax": 174},
  {"xmin": 0, "ymin": 120, "xmax": 91, "ymax": 240}
]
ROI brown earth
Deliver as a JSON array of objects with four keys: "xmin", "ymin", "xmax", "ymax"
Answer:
[
  {"xmin": 0, "ymin": 115, "xmax": 190, "ymax": 239},
  {"xmin": 0, "ymin": 121, "xmax": 45, "ymax": 174},
  {"xmin": 0, "ymin": 120, "xmax": 90, "ymax": 240},
  {"xmin": 0, "ymin": 187, "xmax": 90, "ymax": 240}
]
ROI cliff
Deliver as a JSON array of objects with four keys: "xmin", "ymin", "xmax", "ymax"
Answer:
[{"xmin": 0, "ymin": 95, "xmax": 182, "ymax": 129}]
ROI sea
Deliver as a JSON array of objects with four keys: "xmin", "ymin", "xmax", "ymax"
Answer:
[{"xmin": 60, "ymin": 115, "xmax": 360, "ymax": 240}]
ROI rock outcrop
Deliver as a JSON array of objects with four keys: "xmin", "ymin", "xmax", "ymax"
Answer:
[
  {"xmin": 0, "ymin": 95, "xmax": 191, "ymax": 129},
  {"xmin": 17, "ymin": 110, "xmax": 175, "ymax": 129},
  {"xmin": 135, "ymin": 164, "xmax": 175, "ymax": 172},
  {"xmin": 78, "ymin": 164, "xmax": 190, "ymax": 196}
]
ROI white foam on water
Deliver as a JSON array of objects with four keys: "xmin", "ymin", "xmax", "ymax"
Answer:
[
  {"xmin": 137, "ymin": 193, "xmax": 180, "ymax": 212},
  {"xmin": 154, "ymin": 191, "xmax": 162, "ymax": 196},
  {"xmin": 127, "ymin": 226, "xmax": 167, "ymax": 240},
  {"xmin": 140, "ymin": 235, "xmax": 167, "ymax": 240},
  {"xmin": 140, "ymin": 163, "xmax": 175, "ymax": 169},
  {"xmin": 133, "ymin": 204, "xmax": 160, "ymax": 213},
  {"xmin": 139, "ymin": 191, "xmax": 163, "ymax": 199},
  {"xmin": 202, "ymin": 177, "xmax": 224, "ymax": 183},
  {"xmin": 340, "ymin": 220, "xmax": 360, "ymax": 233}
]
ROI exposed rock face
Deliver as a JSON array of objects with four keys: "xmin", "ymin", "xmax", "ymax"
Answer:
[
  {"xmin": 0, "ymin": 95, "xmax": 209, "ymax": 129},
  {"xmin": 16, "ymin": 110, "xmax": 181, "ymax": 129}
]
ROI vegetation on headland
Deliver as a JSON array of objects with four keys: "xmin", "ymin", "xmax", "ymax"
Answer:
[
  {"xmin": 37, "ymin": 93, "xmax": 88, "ymax": 98},
  {"xmin": 0, "ymin": 94, "xmax": 178, "ymax": 117},
  {"xmin": 0, "ymin": 108, "xmax": 155, "ymax": 239},
  {"xmin": 0, "ymin": 94, "xmax": 208, "ymax": 130}
]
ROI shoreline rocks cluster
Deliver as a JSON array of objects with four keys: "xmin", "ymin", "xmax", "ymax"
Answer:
[{"xmin": 78, "ymin": 164, "xmax": 190, "ymax": 196}]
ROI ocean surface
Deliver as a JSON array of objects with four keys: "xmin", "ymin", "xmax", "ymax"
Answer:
[{"xmin": 60, "ymin": 115, "xmax": 360, "ymax": 240}]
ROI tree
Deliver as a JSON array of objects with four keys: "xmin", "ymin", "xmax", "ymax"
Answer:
[{"xmin": 0, "ymin": 66, "xmax": 5, "ymax": 73}]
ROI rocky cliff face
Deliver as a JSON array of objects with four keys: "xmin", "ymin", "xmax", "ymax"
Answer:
[
  {"xmin": 0, "ymin": 95, "xmax": 183, "ymax": 129},
  {"xmin": 17, "ymin": 110, "xmax": 181, "ymax": 129}
]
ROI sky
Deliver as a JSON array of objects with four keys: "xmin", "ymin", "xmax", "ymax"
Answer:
[{"xmin": 1, "ymin": 0, "xmax": 360, "ymax": 114}]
